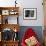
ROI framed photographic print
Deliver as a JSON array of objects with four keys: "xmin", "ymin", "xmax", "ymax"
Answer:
[
  {"xmin": 2, "ymin": 10, "xmax": 9, "ymax": 15},
  {"xmin": 23, "ymin": 8, "xmax": 37, "ymax": 20}
]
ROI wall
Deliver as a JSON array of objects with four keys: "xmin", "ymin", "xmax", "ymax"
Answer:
[
  {"xmin": 43, "ymin": 0, "xmax": 46, "ymax": 26},
  {"xmin": 0, "ymin": 0, "xmax": 15, "ymax": 7},
  {"xmin": 18, "ymin": 0, "xmax": 44, "ymax": 26},
  {"xmin": 0, "ymin": 0, "xmax": 44, "ymax": 26},
  {"xmin": 18, "ymin": 26, "xmax": 43, "ymax": 43}
]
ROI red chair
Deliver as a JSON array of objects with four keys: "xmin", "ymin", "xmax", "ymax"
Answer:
[{"xmin": 21, "ymin": 28, "xmax": 41, "ymax": 46}]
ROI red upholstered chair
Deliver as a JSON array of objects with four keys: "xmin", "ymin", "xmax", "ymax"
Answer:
[{"xmin": 21, "ymin": 28, "xmax": 41, "ymax": 46}]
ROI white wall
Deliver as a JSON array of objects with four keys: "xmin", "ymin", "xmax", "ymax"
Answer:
[
  {"xmin": 0, "ymin": 0, "xmax": 44, "ymax": 26},
  {"xmin": 17, "ymin": 0, "xmax": 44, "ymax": 26},
  {"xmin": 0, "ymin": 0, "xmax": 15, "ymax": 7}
]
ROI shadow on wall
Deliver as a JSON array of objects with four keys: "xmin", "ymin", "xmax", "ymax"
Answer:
[{"xmin": 18, "ymin": 26, "xmax": 43, "ymax": 44}]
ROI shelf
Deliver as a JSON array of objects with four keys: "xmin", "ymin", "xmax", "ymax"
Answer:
[
  {"xmin": 1, "ymin": 40, "xmax": 19, "ymax": 46},
  {"xmin": 0, "ymin": 7, "xmax": 19, "ymax": 46},
  {"xmin": 0, "ymin": 24, "xmax": 20, "ymax": 32},
  {"xmin": 0, "ymin": 7, "xmax": 19, "ymax": 24},
  {"xmin": 2, "ymin": 40, "xmax": 19, "ymax": 43},
  {"xmin": 0, "ymin": 7, "xmax": 19, "ymax": 16}
]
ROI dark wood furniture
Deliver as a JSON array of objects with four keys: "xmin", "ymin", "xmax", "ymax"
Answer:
[
  {"xmin": 0, "ymin": 7, "xmax": 19, "ymax": 46},
  {"xmin": 0, "ymin": 7, "xmax": 19, "ymax": 24},
  {"xmin": 2, "ymin": 41, "xmax": 19, "ymax": 46}
]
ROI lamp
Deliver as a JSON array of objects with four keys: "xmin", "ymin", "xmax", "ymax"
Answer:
[{"xmin": 15, "ymin": 0, "xmax": 17, "ymax": 7}]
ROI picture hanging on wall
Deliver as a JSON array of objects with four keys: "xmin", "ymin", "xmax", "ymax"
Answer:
[{"xmin": 23, "ymin": 8, "xmax": 37, "ymax": 20}]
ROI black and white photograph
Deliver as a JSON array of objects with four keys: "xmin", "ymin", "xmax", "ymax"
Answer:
[{"xmin": 23, "ymin": 8, "xmax": 37, "ymax": 20}]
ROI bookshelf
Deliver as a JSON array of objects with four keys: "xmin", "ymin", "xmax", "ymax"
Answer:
[{"xmin": 0, "ymin": 7, "xmax": 19, "ymax": 46}]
